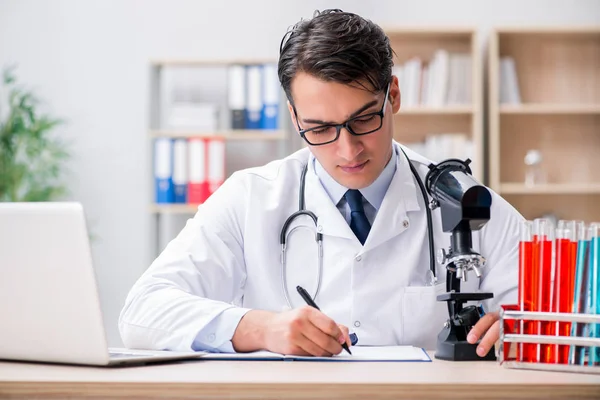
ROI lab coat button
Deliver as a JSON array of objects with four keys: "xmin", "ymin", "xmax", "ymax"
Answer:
[
  {"xmin": 355, "ymin": 255, "xmax": 362, "ymax": 262},
  {"xmin": 403, "ymin": 220, "xmax": 409, "ymax": 228},
  {"xmin": 208, "ymin": 334, "xmax": 216, "ymax": 342},
  {"xmin": 354, "ymin": 321, "xmax": 361, "ymax": 328},
  {"xmin": 317, "ymin": 225, "xmax": 323, "ymax": 232}
]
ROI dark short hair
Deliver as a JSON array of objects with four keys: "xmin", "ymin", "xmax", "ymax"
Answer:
[{"xmin": 278, "ymin": 9, "xmax": 394, "ymax": 104}]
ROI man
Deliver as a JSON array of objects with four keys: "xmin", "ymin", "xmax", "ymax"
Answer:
[{"xmin": 120, "ymin": 9, "xmax": 522, "ymax": 357}]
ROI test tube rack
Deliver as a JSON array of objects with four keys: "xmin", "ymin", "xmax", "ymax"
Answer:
[{"xmin": 499, "ymin": 309, "xmax": 600, "ymax": 374}]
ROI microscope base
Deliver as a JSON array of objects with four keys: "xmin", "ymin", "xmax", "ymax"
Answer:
[
  {"xmin": 435, "ymin": 325, "xmax": 496, "ymax": 361},
  {"xmin": 435, "ymin": 339, "xmax": 496, "ymax": 361},
  {"xmin": 435, "ymin": 291, "xmax": 496, "ymax": 361}
]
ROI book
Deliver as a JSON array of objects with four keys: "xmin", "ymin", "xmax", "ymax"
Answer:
[
  {"xmin": 261, "ymin": 63, "xmax": 279, "ymax": 130},
  {"xmin": 245, "ymin": 65, "xmax": 263, "ymax": 129},
  {"xmin": 154, "ymin": 138, "xmax": 174, "ymax": 204},
  {"xmin": 228, "ymin": 65, "xmax": 246, "ymax": 130},
  {"xmin": 207, "ymin": 137, "xmax": 225, "ymax": 196},
  {"xmin": 172, "ymin": 139, "xmax": 188, "ymax": 203},
  {"xmin": 499, "ymin": 56, "xmax": 521, "ymax": 104},
  {"xmin": 200, "ymin": 345, "xmax": 430, "ymax": 362},
  {"xmin": 187, "ymin": 138, "xmax": 209, "ymax": 205}
]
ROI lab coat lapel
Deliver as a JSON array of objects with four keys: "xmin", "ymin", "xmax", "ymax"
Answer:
[
  {"xmin": 304, "ymin": 160, "xmax": 354, "ymax": 240},
  {"xmin": 364, "ymin": 144, "xmax": 422, "ymax": 251}
]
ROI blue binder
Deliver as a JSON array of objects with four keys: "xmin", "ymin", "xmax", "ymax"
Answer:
[
  {"xmin": 154, "ymin": 138, "xmax": 174, "ymax": 203},
  {"xmin": 261, "ymin": 63, "xmax": 279, "ymax": 130},
  {"xmin": 172, "ymin": 139, "xmax": 188, "ymax": 203},
  {"xmin": 245, "ymin": 65, "xmax": 263, "ymax": 129}
]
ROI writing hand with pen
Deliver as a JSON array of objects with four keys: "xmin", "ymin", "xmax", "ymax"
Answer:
[{"xmin": 231, "ymin": 286, "xmax": 352, "ymax": 357}]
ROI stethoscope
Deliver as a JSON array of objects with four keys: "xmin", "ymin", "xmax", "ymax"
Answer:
[{"xmin": 279, "ymin": 148, "xmax": 437, "ymax": 308}]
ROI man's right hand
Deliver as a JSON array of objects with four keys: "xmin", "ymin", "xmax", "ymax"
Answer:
[{"xmin": 231, "ymin": 307, "xmax": 351, "ymax": 356}]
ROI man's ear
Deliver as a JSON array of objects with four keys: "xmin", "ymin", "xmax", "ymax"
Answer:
[{"xmin": 389, "ymin": 75, "xmax": 401, "ymax": 114}]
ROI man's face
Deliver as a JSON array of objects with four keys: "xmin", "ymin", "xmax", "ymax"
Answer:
[{"xmin": 288, "ymin": 72, "xmax": 401, "ymax": 190}]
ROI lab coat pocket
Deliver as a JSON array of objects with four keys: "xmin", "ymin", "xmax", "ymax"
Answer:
[{"xmin": 402, "ymin": 283, "xmax": 447, "ymax": 349}]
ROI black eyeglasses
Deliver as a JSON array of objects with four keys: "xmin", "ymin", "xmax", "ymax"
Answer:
[{"xmin": 293, "ymin": 83, "xmax": 390, "ymax": 146}]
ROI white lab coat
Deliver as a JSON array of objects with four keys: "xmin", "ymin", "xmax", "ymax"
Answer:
[{"xmin": 119, "ymin": 142, "xmax": 523, "ymax": 352}]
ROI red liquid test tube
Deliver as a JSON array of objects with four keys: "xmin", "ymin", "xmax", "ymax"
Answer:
[
  {"xmin": 519, "ymin": 220, "xmax": 534, "ymax": 362},
  {"xmin": 552, "ymin": 221, "xmax": 578, "ymax": 364},
  {"xmin": 536, "ymin": 219, "xmax": 553, "ymax": 363}
]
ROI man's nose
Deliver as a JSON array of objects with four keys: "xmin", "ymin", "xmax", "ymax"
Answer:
[{"xmin": 336, "ymin": 127, "xmax": 363, "ymax": 161}]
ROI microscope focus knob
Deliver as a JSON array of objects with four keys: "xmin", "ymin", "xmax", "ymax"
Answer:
[
  {"xmin": 455, "ymin": 305, "xmax": 481, "ymax": 328},
  {"xmin": 436, "ymin": 248, "xmax": 448, "ymax": 265}
]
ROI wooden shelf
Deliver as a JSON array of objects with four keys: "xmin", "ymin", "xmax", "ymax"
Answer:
[
  {"xmin": 500, "ymin": 183, "xmax": 600, "ymax": 195},
  {"xmin": 385, "ymin": 28, "xmax": 482, "ymax": 182},
  {"xmin": 151, "ymin": 204, "xmax": 199, "ymax": 214},
  {"xmin": 489, "ymin": 27, "xmax": 600, "ymax": 222},
  {"xmin": 503, "ymin": 193, "xmax": 600, "ymax": 222},
  {"xmin": 495, "ymin": 27, "xmax": 600, "ymax": 35},
  {"xmin": 398, "ymin": 106, "xmax": 473, "ymax": 115},
  {"xmin": 149, "ymin": 130, "xmax": 287, "ymax": 140},
  {"xmin": 499, "ymin": 104, "xmax": 600, "ymax": 114}
]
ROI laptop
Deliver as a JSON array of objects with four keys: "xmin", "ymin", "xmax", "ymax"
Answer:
[{"xmin": 0, "ymin": 202, "xmax": 206, "ymax": 366}]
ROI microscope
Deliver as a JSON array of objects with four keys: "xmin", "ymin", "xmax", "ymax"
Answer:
[{"xmin": 425, "ymin": 158, "xmax": 495, "ymax": 362}]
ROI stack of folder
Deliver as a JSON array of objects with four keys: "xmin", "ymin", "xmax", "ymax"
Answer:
[
  {"xmin": 228, "ymin": 63, "xmax": 280, "ymax": 130},
  {"xmin": 154, "ymin": 137, "xmax": 225, "ymax": 205}
]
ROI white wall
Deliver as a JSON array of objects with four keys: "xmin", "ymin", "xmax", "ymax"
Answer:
[{"xmin": 1, "ymin": 0, "xmax": 598, "ymax": 347}]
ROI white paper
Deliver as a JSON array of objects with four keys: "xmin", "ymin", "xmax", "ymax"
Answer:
[
  {"xmin": 202, "ymin": 350, "xmax": 283, "ymax": 360},
  {"xmin": 201, "ymin": 346, "xmax": 430, "ymax": 362},
  {"xmin": 292, "ymin": 346, "xmax": 430, "ymax": 361}
]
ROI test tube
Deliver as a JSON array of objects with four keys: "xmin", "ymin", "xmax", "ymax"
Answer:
[
  {"xmin": 552, "ymin": 221, "xmax": 577, "ymax": 364},
  {"xmin": 569, "ymin": 222, "xmax": 590, "ymax": 365},
  {"xmin": 587, "ymin": 223, "xmax": 599, "ymax": 366},
  {"xmin": 518, "ymin": 220, "xmax": 534, "ymax": 362},
  {"xmin": 535, "ymin": 219, "xmax": 554, "ymax": 363}
]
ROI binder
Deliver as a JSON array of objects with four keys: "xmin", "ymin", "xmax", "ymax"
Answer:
[
  {"xmin": 228, "ymin": 65, "xmax": 246, "ymax": 130},
  {"xmin": 187, "ymin": 138, "xmax": 209, "ymax": 205},
  {"xmin": 207, "ymin": 138, "xmax": 226, "ymax": 195},
  {"xmin": 154, "ymin": 138, "xmax": 174, "ymax": 204},
  {"xmin": 429, "ymin": 50, "xmax": 449, "ymax": 107},
  {"xmin": 261, "ymin": 63, "xmax": 279, "ymax": 130},
  {"xmin": 172, "ymin": 139, "xmax": 188, "ymax": 203},
  {"xmin": 245, "ymin": 65, "xmax": 263, "ymax": 129}
]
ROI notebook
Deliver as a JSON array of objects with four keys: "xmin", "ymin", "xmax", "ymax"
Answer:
[{"xmin": 201, "ymin": 346, "xmax": 430, "ymax": 362}]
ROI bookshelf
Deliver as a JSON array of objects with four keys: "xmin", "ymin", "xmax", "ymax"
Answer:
[
  {"xmin": 148, "ymin": 59, "xmax": 294, "ymax": 253},
  {"xmin": 489, "ymin": 27, "xmax": 600, "ymax": 222},
  {"xmin": 384, "ymin": 28, "xmax": 483, "ymax": 182},
  {"xmin": 149, "ymin": 59, "xmax": 292, "ymax": 216}
]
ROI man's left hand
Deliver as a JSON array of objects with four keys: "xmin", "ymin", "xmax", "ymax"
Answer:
[{"xmin": 466, "ymin": 311, "xmax": 499, "ymax": 357}]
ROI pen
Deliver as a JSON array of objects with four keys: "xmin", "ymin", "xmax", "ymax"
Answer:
[{"xmin": 296, "ymin": 285, "xmax": 352, "ymax": 355}]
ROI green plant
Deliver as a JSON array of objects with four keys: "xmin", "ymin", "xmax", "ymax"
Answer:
[{"xmin": 0, "ymin": 66, "xmax": 69, "ymax": 202}]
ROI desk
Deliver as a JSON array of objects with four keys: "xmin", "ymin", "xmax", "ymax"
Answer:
[{"xmin": 0, "ymin": 356, "xmax": 599, "ymax": 399}]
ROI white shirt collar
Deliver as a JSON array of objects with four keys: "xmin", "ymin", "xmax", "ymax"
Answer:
[{"xmin": 313, "ymin": 147, "xmax": 398, "ymax": 209}]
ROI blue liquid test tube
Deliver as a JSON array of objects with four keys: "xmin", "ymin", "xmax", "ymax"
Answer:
[
  {"xmin": 569, "ymin": 223, "xmax": 590, "ymax": 365},
  {"xmin": 589, "ymin": 223, "xmax": 600, "ymax": 366}
]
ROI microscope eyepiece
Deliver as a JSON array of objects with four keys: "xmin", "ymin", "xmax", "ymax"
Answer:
[{"xmin": 424, "ymin": 158, "xmax": 492, "ymax": 233}]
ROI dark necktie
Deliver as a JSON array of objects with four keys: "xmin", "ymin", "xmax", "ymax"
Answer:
[{"xmin": 344, "ymin": 189, "xmax": 371, "ymax": 245}]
